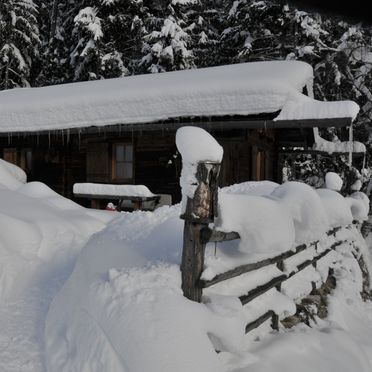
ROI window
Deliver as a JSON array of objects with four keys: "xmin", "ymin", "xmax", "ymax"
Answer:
[{"xmin": 112, "ymin": 143, "xmax": 134, "ymax": 180}]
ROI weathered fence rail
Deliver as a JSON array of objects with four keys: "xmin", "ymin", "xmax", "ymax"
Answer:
[{"xmin": 180, "ymin": 158, "xmax": 356, "ymax": 334}]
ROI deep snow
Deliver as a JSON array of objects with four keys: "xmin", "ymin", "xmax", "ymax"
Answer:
[
  {"xmin": 0, "ymin": 161, "xmax": 115, "ymax": 372},
  {"xmin": 1, "ymin": 158, "xmax": 372, "ymax": 372}
]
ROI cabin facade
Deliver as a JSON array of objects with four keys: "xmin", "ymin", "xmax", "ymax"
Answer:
[{"xmin": 0, "ymin": 61, "xmax": 360, "ymax": 205}]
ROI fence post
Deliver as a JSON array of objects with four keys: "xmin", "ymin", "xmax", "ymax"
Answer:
[{"xmin": 180, "ymin": 161, "xmax": 221, "ymax": 302}]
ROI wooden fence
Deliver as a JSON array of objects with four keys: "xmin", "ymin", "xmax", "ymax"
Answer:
[{"xmin": 180, "ymin": 159, "xmax": 356, "ymax": 333}]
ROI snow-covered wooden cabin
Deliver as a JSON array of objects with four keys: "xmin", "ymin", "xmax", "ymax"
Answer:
[{"xmin": 0, "ymin": 61, "xmax": 361, "ymax": 203}]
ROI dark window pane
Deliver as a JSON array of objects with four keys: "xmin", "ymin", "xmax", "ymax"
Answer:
[
  {"xmin": 116, "ymin": 162, "xmax": 126, "ymax": 179},
  {"xmin": 116, "ymin": 162, "xmax": 133, "ymax": 179},
  {"xmin": 116, "ymin": 145, "xmax": 125, "ymax": 162},
  {"xmin": 124, "ymin": 162, "xmax": 133, "ymax": 179},
  {"xmin": 125, "ymin": 145, "xmax": 133, "ymax": 162}
]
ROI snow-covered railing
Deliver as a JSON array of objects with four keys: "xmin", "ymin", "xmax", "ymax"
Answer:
[
  {"xmin": 202, "ymin": 226, "xmax": 349, "ymax": 332},
  {"xmin": 176, "ymin": 127, "xmax": 362, "ymax": 335}
]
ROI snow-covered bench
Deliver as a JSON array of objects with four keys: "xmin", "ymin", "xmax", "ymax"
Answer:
[{"xmin": 73, "ymin": 183, "xmax": 161, "ymax": 211}]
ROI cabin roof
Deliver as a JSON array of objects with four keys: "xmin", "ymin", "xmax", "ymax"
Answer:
[{"xmin": 0, "ymin": 61, "xmax": 359, "ymax": 133}]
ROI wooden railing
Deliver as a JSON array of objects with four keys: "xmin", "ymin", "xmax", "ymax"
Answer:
[{"xmin": 180, "ymin": 159, "xmax": 356, "ymax": 333}]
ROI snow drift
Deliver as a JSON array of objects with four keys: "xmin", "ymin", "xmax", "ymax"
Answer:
[
  {"xmin": 45, "ymin": 176, "xmax": 370, "ymax": 372},
  {"xmin": 0, "ymin": 160, "xmax": 113, "ymax": 300}
]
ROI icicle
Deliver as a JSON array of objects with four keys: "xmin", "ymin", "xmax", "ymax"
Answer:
[{"xmin": 348, "ymin": 122, "xmax": 353, "ymax": 169}]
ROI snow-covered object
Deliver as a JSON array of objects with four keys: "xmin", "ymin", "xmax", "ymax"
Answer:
[
  {"xmin": 351, "ymin": 179, "xmax": 362, "ymax": 191},
  {"xmin": 276, "ymin": 92, "xmax": 360, "ymax": 121},
  {"xmin": 316, "ymin": 189, "xmax": 353, "ymax": 227},
  {"xmin": 0, "ymin": 159, "xmax": 27, "ymax": 184},
  {"xmin": 270, "ymin": 181, "xmax": 329, "ymax": 243},
  {"xmin": 176, "ymin": 126, "xmax": 223, "ymax": 164},
  {"xmin": 0, "ymin": 176, "xmax": 113, "ymax": 301},
  {"xmin": 0, "ymin": 159, "xmax": 26, "ymax": 190},
  {"xmin": 176, "ymin": 127, "xmax": 223, "ymax": 211},
  {"xmin": 313, "ymin": 128, "xmax": 366, "ymax": 154},
  {"xmin": 45, "ymin": 205, "xmax": 246, "ymax": 372},
  {"xmin": 221, "ymin": 180, "xmax": 279, "ymax": 196},
  {"xmin": 325, "ymin": 172, "xmax": 343, "ymax": 191},
  {"xmin": 0, "ymin": 61, "xmax": 318, "ymax": 133},
  {"xmin": 73, "ymin": 183, "xmax": 155, "ymax": 197},
  {"xmin": 216, "ymin": 193, "xmax": 295, "ymax": 257},
  {"xmin": 345, "ymin": 192, "xmax": 370, "ymax": 221}
]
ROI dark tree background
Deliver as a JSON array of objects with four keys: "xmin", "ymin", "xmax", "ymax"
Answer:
[{"xmin": 1, "ymin": 0, "xmax": 371, "ymax": 190}]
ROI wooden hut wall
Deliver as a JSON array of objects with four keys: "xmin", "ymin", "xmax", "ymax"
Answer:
[{"xmin": 0, "ymin": 127, "xmax": 277, "ymax": 205}]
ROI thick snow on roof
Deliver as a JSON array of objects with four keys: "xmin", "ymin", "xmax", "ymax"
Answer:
[
  {"xmin": 0, "ymin": 60, "xmax": 358, "ymax": 133},
  {"xmin": 275, "ymin": 93, "xmax": 360, "ymax": 122}
]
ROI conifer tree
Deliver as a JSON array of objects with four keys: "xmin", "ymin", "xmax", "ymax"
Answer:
[
  {"xmin": 139, "ymin": 0, "xmax": 196, "ymax": 73},
  {"xmin": 0, "ymin": 0, "xmax": 40, "ymax": 89}
]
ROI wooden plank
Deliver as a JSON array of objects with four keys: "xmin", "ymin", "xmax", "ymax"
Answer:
[
  {"xmin": 240, "ymin": 275, "xmax": 287, "ymax": 305},
  {"xmin": 201, "ymin": 226, "xmax": 345, "ymax": 289},
  {"xmin": 239, "ymin": 241, "xmax": 343, "ymax": 305},
  {"xmin": 245, "ymin": 311, "xmax": 274, "ymax": 333},
  {"xmin": 200, "ymin": 243, "xmax": 307, "ymax": 289},
  {"xmin": 200, "ymin": 228, "xmax": 240, "ymax": 244}
]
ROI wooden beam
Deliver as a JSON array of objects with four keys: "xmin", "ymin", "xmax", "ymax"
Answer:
[
  {"xmin": 240, "ymin": 275, "xmax": 287, "ymax": 305},
  {"xmin": 200, "ymin": 244, "xmax": 307, "ymax": 289},
  {"xmin": 245, "ymin": 311, "xmax": 275, "ymax": 333},
  {"xmin": 200, "ymin": 227, "xmax": 240, "ymax": 244}
]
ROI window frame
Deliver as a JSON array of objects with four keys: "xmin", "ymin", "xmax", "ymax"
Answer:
[{"xmin": 111, "ymin": 142, "xmax": 134, "ymax": 182}]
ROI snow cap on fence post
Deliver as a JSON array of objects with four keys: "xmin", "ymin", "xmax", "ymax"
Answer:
[
  {"xmin": 325, "ymin": 172, "xmax": 343, "ymax": 191},
  {"xmin": 176, "ymin": 126, "xmax": 223, "ymax": 222}
]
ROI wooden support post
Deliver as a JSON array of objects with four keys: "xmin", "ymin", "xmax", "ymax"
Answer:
[
  {"xmin": 180, "ymin": 161, "xmax": 221, "ymax": 302},
  {"xmin": 91, "ymin": 199, "xmax": 100, "ymax": 209},
  {"xmin": 271, "ymin": 313, "xmax": 280, "ymax": 331}
]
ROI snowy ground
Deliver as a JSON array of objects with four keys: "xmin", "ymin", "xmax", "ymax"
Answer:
[
  {"xmin": 1, "ymin": 158, "xmax": 372, "ymax": 372},
  {"xmin": 0, "ymin": 161, "xmax": 114, "ymax": 372}
]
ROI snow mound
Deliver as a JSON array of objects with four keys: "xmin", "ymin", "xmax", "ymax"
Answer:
[
  {"xmin": 325, "ymin": 172, "xmax": 343, "ymax": 191},
  {"xmin": 176, "ymin": 126, "xmax": 223, "ymax": 164},
  {"xmin": 0, "ymin": 159, "xmax": 26, "ymax": 190},
  {"xmin": 221, "ymin": 180, "xmax": 279, "ymax": 196},
  {"xmin": 0, "ymin": 165, "xmax": 114, "ymax": 300},
  {"xmin": 345, "ymin": 192, "xmax": 369, "ymax": 221},
  {"xmin": 45, "ymin": 206, "xmax": 246, "ymax": 372},
  {"xmin": 316, "ymin": 189, "xmax": 353, "ymax": 227},
  {"xmin": 216, "ymin": 193, "xmax": 295, "ymax": 256},
  {"xmin": 270, "ymin": 181, "xmax": 329, "ymax": 243},
  {"xmin": 176, "ymin": 126, "xmax": 223, "ymax": 211}
]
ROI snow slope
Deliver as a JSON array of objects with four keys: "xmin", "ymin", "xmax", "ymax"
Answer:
[
  {"xmin": 45, "ymin": 180, "xmax": 372, "ymax": 372},
  {"xmin": 0, "ymin": 160, "xmax": 114, "ymax": 372},
  {"xmin": 1, "ymin": 156, "xmax": 372, "ymax": 372}
]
